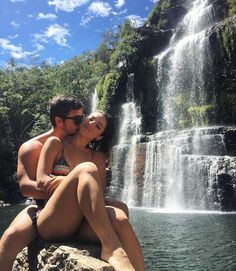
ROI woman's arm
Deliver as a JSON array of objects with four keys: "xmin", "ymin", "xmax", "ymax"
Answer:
[{"xmin": 36, "ymin": 136, "xmax": 62, "ymax": 192}]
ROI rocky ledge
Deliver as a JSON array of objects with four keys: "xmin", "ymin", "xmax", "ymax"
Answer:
[{"xmin": 13, "ymin": 239, "xmax": 114, "ymax": 271}]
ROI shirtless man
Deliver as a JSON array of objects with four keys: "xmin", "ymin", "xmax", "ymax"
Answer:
[{"xmin": 0, "ymin": 95, "xmax": 84, "ymax": 270}]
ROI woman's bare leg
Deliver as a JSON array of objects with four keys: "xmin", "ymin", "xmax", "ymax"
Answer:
[
  {"xmin": 0, "ymin": 205, "xmax": 39, "ymax": 271},
  {"xmin": 37, "ymin": 162, "xmax": 134, "ymax": 271},
  {"xmin": 76, "ymin": 206, "xmax": 146, "ymax": 271}
]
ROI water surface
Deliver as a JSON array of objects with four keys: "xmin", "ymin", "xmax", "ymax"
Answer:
[
  {"xmin": 130, "ymin": 208, "xmax": 236, "ymax": 271},
  {"xmin": 0, "ymin": 206, "xmax": 235, "ymax": 271}
]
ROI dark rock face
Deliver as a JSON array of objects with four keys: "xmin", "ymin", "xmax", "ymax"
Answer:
[
  {"xmin": 216, "ymin": 173, "xmax": 236, "ymax": 211},
  {"xmin": 225, "ymin": 129, "xmax": 236, "ymax": 155},
  {"xmin": 207, "ymin": 16, "xmax": 236, "ymax": 126},
  {"xmin": 137, "ymin": 27, "xmax": 173, "ymax": 58}
]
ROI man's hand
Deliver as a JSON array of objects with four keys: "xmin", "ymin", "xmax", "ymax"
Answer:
[{"xmin": 42, "ymin": 175, "xmax": 65, "ymax": 193}]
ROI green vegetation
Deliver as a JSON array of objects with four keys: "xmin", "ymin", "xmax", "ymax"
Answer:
[
  {"xmin": 221, "ymin": 19, "xmax": 235, "ymax": 59},
  {"xmin": 148, "ymin": 0, "xmax": 171, "ymax": 19},
  {"xmin": 147, "ymin": 0, "xmax": 171, "ymax": 27},
  {"xmin": 188, "ymin": 105, "xmax": 216, "ymax": 126},
  {"xmin": 109, "ymin": 20, "xmax": 144, "ymax": 69},
  {"xmin": 227, "ymin": 0, "xmax": 236, "ymax": 16},
  {"xmin": 96, "ymin": 71, "xmax": 122, "ymax": 111}
]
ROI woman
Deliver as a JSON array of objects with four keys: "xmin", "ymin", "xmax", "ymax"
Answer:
[{"xmin": 35, "ymin": 111, "xmax": 146, "ymax": 271}]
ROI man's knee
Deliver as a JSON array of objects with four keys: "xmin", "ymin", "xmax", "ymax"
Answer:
[
  {"xmin": 108, "ymin": 207, "xmax": 130, "ymax": 231},
  {"xmin": 117, "ymin": 201, "xmax": 129, "ymax": 217},
  {"xmin": 105, "ymin": 198, "xmax": 129, "ymax": 217},
  {"xmin": 1, "ymin": 226, "xmax": 20, "ymax": 248}
]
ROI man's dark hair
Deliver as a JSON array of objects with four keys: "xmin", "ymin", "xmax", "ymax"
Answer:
[{"xmin": 49, "ymin": 95, "xmax": 83, "ymax": 127}]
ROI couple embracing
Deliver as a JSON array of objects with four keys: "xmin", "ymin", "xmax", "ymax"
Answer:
[{"xmin": 0, "ymin": 95, "xmax": 146, "ymax": 271}]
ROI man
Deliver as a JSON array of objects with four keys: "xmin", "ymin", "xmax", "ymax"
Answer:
[{"xmin": 0, "ymin": 95, "xmax": 84, "ymax": 271}]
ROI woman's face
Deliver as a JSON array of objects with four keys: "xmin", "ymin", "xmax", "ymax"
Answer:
[{"xmin": 79, "ymin": 111, "xmax": 107, "ymax": 140}]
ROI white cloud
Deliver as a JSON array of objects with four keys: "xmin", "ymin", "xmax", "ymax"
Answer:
[
  {"xmin": 0, "ymin": 38, "xmax": 29, "ymax": 59},
  {"xmin": 33, "ymin": 24, "xmax": 71, "ymax": 47},
  {"xmin": 36, "ymin": 13, "xmax": 57, "ymax": 20},
  {"xmin": 45, "ymin": 57, "xmax": 55, "ymax": 65},
  {"xmin": 150, "ymin": 0, "xmax": 158, "ymax": 3},
  {"xmin": 125, "ymin": 15, "xmax": 145, "ymax": 27},
  {"xmin": 10, "ymin": 20, "xmax": 20, "ymax": 29},
  {"xmin": 10, "ymin": 0, "xmax": 25, "ymax": 3},
  {"xmin": 115, "ymin": 0, "xmax": 125, "ymax": 8},
  {"xmin": 8, "ymin": 34, "xmax": 19, "ymax": 39},
  {"xmin": 80, "ymin": 15, "xmax": 93, "ymax": 26},
  {"xmin": 88, "ymin": 1, "xmax": 111, "ymax": 17},
  {"xmin": 145, "ymin": 6, "xmax": 149, "ymax": 11},
  {"xmin": 34, "ymin": 43, "xmax": 45, "ymax": 52},
  {"xmin": 111, "ymin": 8, "xmax": 127, "ymax": 16},
  {"xmin": 48, "ymin": 0, "xmax": 90, "ymax": 12}
]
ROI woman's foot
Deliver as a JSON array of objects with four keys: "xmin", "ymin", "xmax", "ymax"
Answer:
[{"xmin": 101, "ymin": 247, "xmax": 135, "ymax": 271}]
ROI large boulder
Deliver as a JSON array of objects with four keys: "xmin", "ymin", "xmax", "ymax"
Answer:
[{"xmin": 12, "ymin": 239, "xmax": 114, "ymax": 271}]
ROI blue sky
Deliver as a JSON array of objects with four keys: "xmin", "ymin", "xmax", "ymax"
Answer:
[{"xmin": 0, "ymin": 0, "xmax": 158, "ymax": 66}]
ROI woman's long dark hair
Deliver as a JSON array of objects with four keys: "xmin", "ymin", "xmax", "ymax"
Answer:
[{"xmin": 88, "ymin": 111, "xmax": 114, "ymax": 158}]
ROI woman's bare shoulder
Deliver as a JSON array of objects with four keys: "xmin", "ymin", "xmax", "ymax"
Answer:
[{"xmin": 45, "ymin": 136, "xmax": 62, "ymax": 144}]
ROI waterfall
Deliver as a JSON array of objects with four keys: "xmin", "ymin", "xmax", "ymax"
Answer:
[
  {"xmin": 91, "ymin": 89, "xmax": 98, "ymax": 112},
  {"xmin": 109, "ymin": 0, "xmax": 236, "ymax": 211},
  {"xmin": 140, "ymin": 0, "xmax": 227, "ymax": 211},
  {"xmin": 109, "ymin": 74, "xmax": 141, "ymax": 206},
  {"xmin": 157, "ymin": 0, "xmax": 215, "ymax": 130},
  {"xmin": 142, "ymin": 127, "xmax": 236, "ymax": 210}
]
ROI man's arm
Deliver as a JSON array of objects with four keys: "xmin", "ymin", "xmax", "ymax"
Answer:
[{"xmin": 17, "ymin": 142, "xmax": 51, "ymax": 200}]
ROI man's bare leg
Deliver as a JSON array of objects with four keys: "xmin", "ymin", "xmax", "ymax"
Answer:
[{"xmin": 0, "ymin": 205, "xmax": 39, "ymax": 271}]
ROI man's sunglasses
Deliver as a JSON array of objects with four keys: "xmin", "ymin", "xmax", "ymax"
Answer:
[{"xmin": 61, "ymin": 115, "xmax": 84, "ymax": 125}]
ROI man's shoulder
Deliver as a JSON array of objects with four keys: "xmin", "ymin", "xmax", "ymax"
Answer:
[{"xmin": 18, "ymin": 132, "xmax": 52, "ymax": 156}]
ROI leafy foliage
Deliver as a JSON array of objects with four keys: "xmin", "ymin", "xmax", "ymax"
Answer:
[
  {"xmin": 109, "ymin": 20, "xmax": 144, "ymax": 69},
  {"xmin": 147, "ymin": 0, "xmax": 171, "ymax": 25},
  {"xmin": 96, "ymin": 71, "xmax": 122, "ymax": 111},
  {"xmin": 227, "ymin": 0, "xmax": 236, "ymax": 16}
]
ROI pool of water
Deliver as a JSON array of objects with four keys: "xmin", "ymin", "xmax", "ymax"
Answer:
[
  {"xmin": 130, "ymin": 208, "xmax": 236, "ymax": 271},
  {"xmin": 0, "ymin": 204, "xmax": 25, "ymax": 234},
  {"xmin": 1, "ymin": 206, "xmax": 236, "ymax": 271}
]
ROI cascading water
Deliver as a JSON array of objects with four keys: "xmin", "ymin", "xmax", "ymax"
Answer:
[
  {"xmin": 108, "ymin": 74, "xmax": 141, "ymax": 206},
  {"xmin": 157, "ymin": 0, "xmax": 215, "ymax": 130},
  {"xmin": 142, "ymin": 127, "xmax": 236, "ymax": 210},
  {"xmin": 140, "ymin": 0, "xmax": 235, "ymax": 211},
  {"xmin": 91, "ymin": 89, "xmax": 98, "ymax": 112},
  {"xmin": 109, "ymin": 0, "xmax": 236, "ymax": 211}
]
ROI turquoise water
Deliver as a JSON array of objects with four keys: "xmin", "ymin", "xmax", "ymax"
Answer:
[
  {"xmin": 130, "ymin": 208, "xmax": 236, "ymax": 271},
  {"xmin": 1, "ymin": 206, "xmax": 236, "ymax": 271}
]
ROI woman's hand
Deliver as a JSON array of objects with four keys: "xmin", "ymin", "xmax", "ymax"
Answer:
[{"xmin": 42, "ymin": 175, "xmax": 65, "ymax": 193}]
